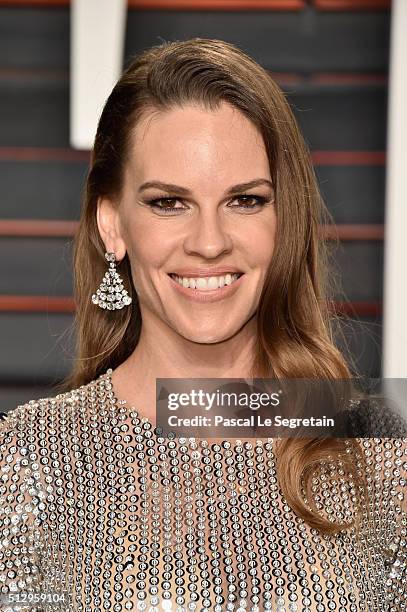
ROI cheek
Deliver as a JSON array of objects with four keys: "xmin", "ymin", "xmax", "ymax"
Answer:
[
  {"xmin": 242, "ymin": 222, "xmax": 276, "ymax": 266},
  {"xmin": 123, "ymin": 218, "xmax": 170, "ymax": 267},
  {"xmin": 129, "ymin": 242, "xmax": 161, "ymax": 269}
]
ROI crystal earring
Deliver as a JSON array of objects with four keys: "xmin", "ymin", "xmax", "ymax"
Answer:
[{"xmin": 91, "ymin": 252, "xmax": 132, "ymax": 310}]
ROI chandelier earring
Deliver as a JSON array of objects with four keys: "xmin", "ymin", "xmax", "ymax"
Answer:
[{"xmin": 91, "ymin": 252, "xmax": 132, "ymax": 310}]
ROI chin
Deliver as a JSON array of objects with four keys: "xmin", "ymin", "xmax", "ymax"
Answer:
[{"xmin": 178, "ymin": 326, "xmax": 237, "ymax": 345}]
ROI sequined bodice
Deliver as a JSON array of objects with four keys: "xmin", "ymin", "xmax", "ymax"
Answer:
[{"xmin": 0, "ymin": 369, "xmax": 405, "ymax": 612}]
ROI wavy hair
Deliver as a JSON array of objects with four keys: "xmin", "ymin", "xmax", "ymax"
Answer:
[{"xmin": 57, "ymin": 38, "xmax": 367, "ymax": 534}]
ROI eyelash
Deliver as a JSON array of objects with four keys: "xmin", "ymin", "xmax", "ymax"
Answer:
[{"xmin": 144, "ymin": 195, "xmax": 269, "ymax": 214}]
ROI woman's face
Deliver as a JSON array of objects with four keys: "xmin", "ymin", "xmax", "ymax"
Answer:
[{"xmin": 98, "ymin": 101, "xmax": 277, "ymax": 343}]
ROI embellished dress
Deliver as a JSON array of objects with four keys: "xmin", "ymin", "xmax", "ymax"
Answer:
[{"xmin": 0, "ymin": 368, "xmax": 405, "ymax": 612}]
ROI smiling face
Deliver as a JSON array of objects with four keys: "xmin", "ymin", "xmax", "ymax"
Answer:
[{"xmin": 97, "ymin": 101, "xmax": 277, "ymax": 344}]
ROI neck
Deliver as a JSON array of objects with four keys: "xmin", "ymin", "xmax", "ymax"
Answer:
[{"xmin": 111, "ymin": 314, "xmax": 259, "ymax": 416}]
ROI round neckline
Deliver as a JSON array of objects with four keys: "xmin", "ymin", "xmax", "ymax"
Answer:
[
  {"xmin": 102, "ymin": 367, "xmax": 157, "ymax": 430},
  {"xmin": 100, "ymin": 367, "xmax": 272, "ymax": 446},
  {"xmin": 102, "ymin": 367, "xmax": 209, "ymax": 443}
]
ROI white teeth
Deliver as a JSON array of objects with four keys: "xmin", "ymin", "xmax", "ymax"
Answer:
[
  {"xmin": 196, "ymin": 277, "xmax": 207, "ymax": 290},
  {"xmin": 207, "ymin": 276, "xmax": 219, "ymax": 290},
  {"xmin": 171, "ymin": 273, "xmax": 241, "ymax": 290}
]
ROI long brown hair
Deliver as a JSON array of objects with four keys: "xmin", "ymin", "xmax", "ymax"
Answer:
[{"xmin": 57, "ymin": 38, "xmax": 366, "ymax": 534}]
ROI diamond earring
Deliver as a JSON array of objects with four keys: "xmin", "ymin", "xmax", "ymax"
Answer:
[{"xmin": 91, "ymin": 252, "xmax": 132, "ymax": 310}]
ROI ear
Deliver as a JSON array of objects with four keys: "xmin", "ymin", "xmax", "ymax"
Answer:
[{"xmin": 96, "ymin": 197, "xmax": 127, "ymax": 262}]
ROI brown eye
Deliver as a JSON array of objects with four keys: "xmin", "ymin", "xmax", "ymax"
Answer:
[
  {"xmin": 229, "ymin": 195, "xmax": 268, "ymax": 209},
  {"xmin": 145, "ymin": 198, "xmax": 186, "ymax": 214}
]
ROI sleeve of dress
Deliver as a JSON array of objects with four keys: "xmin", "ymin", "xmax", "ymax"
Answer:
[
  {"xmin": 359, "ymin": 395, "xmax": 407, "ymax": 610},
  {"xmin": 380, "ymin": 436, "xmax": 407, "ymax": 611},
  {"xmin": 0, "ymin": 404, "xmax": 68, "ymax": 612},
  {"xmin": 359, "ymin": 432, "xmax": 407, "ymax": 612},
  {"xmin": 0, "ymin": 405, "xmax": 48, "ymax": 611}
]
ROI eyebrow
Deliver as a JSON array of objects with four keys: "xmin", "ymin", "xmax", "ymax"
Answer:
[{"xmin": 138, "ymin": 178, "xmax": 273, "ymax": 196}]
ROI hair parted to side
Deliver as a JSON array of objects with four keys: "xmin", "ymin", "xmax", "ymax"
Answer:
[{"xmin": 57, "ymin": 37, "xmax": 367, "ymax": 534}]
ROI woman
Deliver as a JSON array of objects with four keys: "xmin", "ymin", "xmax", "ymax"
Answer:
[{"xmin": 0, "ymin": 38, "xmax": 405, "ymax": 612}]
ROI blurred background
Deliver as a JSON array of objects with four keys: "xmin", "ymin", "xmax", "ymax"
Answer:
[{"xmin": 0, "ymin": 0, "xmax": 403, "ymax": 409}]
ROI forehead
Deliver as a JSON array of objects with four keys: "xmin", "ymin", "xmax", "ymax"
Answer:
[{"xmin": 126, "ymin": 102, "xmax": 270, "ymax": 185}]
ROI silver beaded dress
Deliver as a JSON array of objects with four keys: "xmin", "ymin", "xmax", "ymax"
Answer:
[{"xmin": 0, "ymin": 368, "xmax": 406, "ymax": 612}]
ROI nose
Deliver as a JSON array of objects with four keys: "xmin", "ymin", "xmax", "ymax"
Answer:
[{"xmin": 183, "ymin": 207, "xmax": 233, "ymax": 259}]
